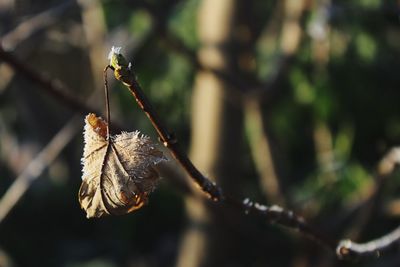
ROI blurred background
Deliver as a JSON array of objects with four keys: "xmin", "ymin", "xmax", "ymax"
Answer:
[{"xmin": 1, "ymin": 0, "xmax": 400, "ymax": 266}]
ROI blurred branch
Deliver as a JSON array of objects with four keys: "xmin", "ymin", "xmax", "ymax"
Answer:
[
  {"xmin": 1, "ymin": 0, "xmax": 76, "ymax": 50},
  {"xmin": 0, "ymin": 45, "xmax": 94, "ymax": 114},
  {"xmin": 336, "ymin": 147, "xmax": 400, "ymax": 260},
  {"xmin": 0, "ymin": 0, "xmax": 77, "ymax": 93},
  {"xmin": 156, "ymin": 27, "xmax": 300, "ymax": 110},
  {"xmin": 136, "ymin": 1, "xmax": 256, "ymax": 95},
  {"xmin": 347, "ymin": 148, "xmax": 400, "ymax": 238},
  {"xmin": 108, "ymin": 53, "xmax": 337, "ymax": 252},
  {"xmin": 337, "ymin": 225, "xmax": 400, "ymax": 260},
  {"xmin": 153, "ymin": 3, "xmax": 305, "ymax": 108},
  {"xmin": 244, "ymin": 99, "xmax": 284, "ymax": 205},
  {"xmin": 0, "ymin": 1, "xmax": 150, "ymax": 222},
  {"xmin": 243, "ymin": 0, "xmax": 306, "ymax": 205},
  {"xmin": 377, "ymin": 147, "xmax": 400, "ymax": 177},
  {"xmin": 160, "ymin": 31, "xmax": 254, "ymax": 96},
  {"xmin": 0, "ymin": 17, "xmax": 161, "ymax": 131},
  {"xmin": 254, "ymin": 0, "xmax": 307, "ymax": 106},
  {"xmin": 0, "ymin": 116, "xmax": 80, "ymax": 223},
  {"xmin": 78, "ymin": 0, "xmax": 107, "ymax": 89}
]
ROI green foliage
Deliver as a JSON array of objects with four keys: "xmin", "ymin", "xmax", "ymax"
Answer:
[
  {"xmin": 358, "ymin": 0, "xmax": 381, "ymax": 8},
  {"xmin": 168, "ymin": 0, "xmax": 200, "ymax": 49},
  {"xmin": 128, "ymin": 10, "xmax": 152, "ymax": 35},
  {"xmin": 291, "ymin": 68, "xmax": 315, "ymax": 105},
  {"xmin": 131, "ymin": 50, "xmax": 193, "ymax": 141},
  {"xmin": 294, "ymin": 161, "xmax": 373, "ymax": 214},
  {"xmin": 355, "ymin": 32, "xmax": 377, "ymax": 63},
  {"xmin": 102, "ymin": 2, "xmax": 132, "ymax": 30}
]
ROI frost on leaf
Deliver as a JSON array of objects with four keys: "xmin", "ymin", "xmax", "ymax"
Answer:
[{"xmin": 79, "ymin": 113, "xmax": 167, "ymax": 218}]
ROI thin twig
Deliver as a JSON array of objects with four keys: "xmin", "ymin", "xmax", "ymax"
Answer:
[
  {"xmin": 0, "ymin": 116, "xmax": 81, "ymax": 223},
  {"xmin": 109, "ymin": 64, "xmax": 223, "ymax": 201},
  {"xmin": 1, "ymin": 0, "xmax": 76, "ymax": 50},
  {"xmin": 337, "ymin": 225, "xmax": 400, "ymax": 260},
  {"xmin": 0, "ymin": 45, "xmax": 94, "ymax": 115},
  {"xmin": 336, "ymin": 147, "xmax": 400, "ymax": 260},
  {"xmin": 0, "ymin": 28, "xmax": 158, "ymax": 133},
  {"xmin": 342, "ymin": 148, "xmax": 400, "ymax": 239},
  {"xmin": 107, "ymin": 51, "xmax": 337, "ymax": 252},
  {"xmin": 0, "ymin": 85, "xmax": 108, "ymax": 224},
  {"xmin": 103, "ymin": 66, "xmax": 111, "ymax": 138}
]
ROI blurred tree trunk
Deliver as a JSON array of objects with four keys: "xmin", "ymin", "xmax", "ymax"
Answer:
[
  {"xmin": 176, "ymin": 0, "xmax": 244, "ymax": 266},
  {"xmin": 78, "ymin": 0, "xmax": 107, "ymax": 90}
]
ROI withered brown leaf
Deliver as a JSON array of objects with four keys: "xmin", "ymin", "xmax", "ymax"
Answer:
[{"xmin": 79, "ymin": 113, "xmax": 166, "ymax": 218}]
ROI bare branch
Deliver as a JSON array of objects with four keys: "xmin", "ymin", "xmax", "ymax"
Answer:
[
  {"xmin": 0, "ymin": 116, "xmax": 80, "ymax": 223},
  {"xmin": 337, "ymin": 225, "xmax": 400, "ymax": 260},
  {"xmin": 336, "ymin": 147, "xmax": 400, "ymax": 260},
  {"xmin": 1, "ymin": 0, "xmax": 76, "ymax": 50},
  {"xmin": 107, "ymin": 51, "xmax": 337, "ymax": 252},
  {"xmin": 0, "ymin": 45, "xmax": 94, "ymax": 115}
]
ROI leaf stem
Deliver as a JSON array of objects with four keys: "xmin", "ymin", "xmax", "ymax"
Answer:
[{"xmin": 103, "ymin": 66, "xmax": 111, "ymax": 139}]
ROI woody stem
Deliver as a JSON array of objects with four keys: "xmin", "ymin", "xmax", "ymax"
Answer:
[{"xmin": 108, "ymin": 61, "xmax": 337, "ymax": 252}]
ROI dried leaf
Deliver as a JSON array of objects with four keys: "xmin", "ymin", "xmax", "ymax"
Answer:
[{"xmin": 79, "ymin": 113, "xmax": 166, "ymax": 218}]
